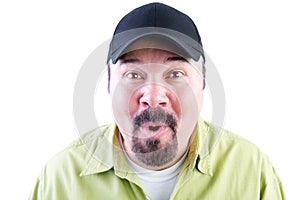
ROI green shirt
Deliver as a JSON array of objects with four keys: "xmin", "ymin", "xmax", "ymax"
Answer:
[{"xmin": 29, "ymin": 119, "xmax": 286, "ymax": 199}]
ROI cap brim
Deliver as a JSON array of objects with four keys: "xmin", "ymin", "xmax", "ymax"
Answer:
[{"xmin": 109, "ymin": 27, "xmax": 203, "ymax": 64}]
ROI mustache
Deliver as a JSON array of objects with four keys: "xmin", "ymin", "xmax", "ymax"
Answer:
[{"xmin": 133, "ymin": 108, "xmax": 177, "ymax": 133}]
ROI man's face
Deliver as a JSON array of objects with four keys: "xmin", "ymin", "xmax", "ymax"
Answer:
[{"xmin": 109, "ymin": 48, "xmax": 204, "ymax": 170}]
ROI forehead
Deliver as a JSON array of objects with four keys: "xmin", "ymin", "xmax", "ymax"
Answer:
[{"xmin": 118, "ymin": 49, "xmax": 192, "ymax": 65}]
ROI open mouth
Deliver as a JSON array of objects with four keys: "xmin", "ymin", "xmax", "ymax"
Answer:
[
  {"xmin": 138, "ymin": 122, "xmax": 173, "ymax": 140},
  {"xmin": 149, "ymin": 125, "xmax": 161, "ymax": 131}
]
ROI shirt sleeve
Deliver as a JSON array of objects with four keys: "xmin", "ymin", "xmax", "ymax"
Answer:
[
  {"xmin": 28, "ymin": 175, "xmax": 42, "ymax": 200},
  {"xmin": 260, "ymin": 156, "xmax": 286, "ymax": 200},
  {"xmin": 28, "ymin": 166, "xmax": 46, "ymax": 200}
]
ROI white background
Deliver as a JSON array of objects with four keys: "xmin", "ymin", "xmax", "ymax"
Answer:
[{"xmin": 0, "ymin": 0, "xmax": 299, "ymax": 199}]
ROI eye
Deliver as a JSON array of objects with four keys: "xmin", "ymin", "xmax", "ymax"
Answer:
[
  {"xmin": 167, "ymin": 70, "xmax": 185, "ymax": 79},
  {"xmin": 125, "ymin": 71, "xmax": 143, "ymax": 80}
]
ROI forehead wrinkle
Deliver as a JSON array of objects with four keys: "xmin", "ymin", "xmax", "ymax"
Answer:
[
  {"xmin": 118, "ymin": 49, "xmax": 190, "ymax": 66},
  {"xmin": 118, "ymin": 55, "xmax": 141, "ymax": 64}
]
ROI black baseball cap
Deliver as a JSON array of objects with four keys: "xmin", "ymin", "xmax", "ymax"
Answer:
[{"xmin": 107, "ymin": 2, "xmax": 205, "ymax": 64}]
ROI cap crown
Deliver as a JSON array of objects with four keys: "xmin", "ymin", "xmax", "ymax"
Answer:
[{"xmin": 114, "ymin": 2, "xmax": 203, "ymax": 47}]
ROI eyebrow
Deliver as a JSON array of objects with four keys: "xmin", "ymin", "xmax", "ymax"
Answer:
[{"xmin": 165, "ymin": 56, "xmax": 188, "ymax": 63}]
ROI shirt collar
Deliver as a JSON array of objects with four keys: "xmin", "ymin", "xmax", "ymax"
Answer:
[
  {"xmin": 79, "ymin": 124, "xmax": 129, "ymax": 176},
  {"xmin": 197, "ymin": 118, "xmax": 223, "ymax": 176},
  {"xmin": 80, "ymin": 118, "xmax": 222, "ymax": 177},
  {"xmin": 181, "ymin": 118, "xmax": 212, "ymax": 176}
]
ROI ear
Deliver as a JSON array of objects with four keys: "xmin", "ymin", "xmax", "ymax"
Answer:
[{"xmin": 107, "ymin": 63, "xmax": 111, "ymax": 93}]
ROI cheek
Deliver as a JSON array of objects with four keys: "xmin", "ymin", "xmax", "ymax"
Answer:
[
  {"xmin": 168, "ymin": 74, "xmax": 204, "ymax": 119},
  {"xmin": 127, "ymin": 90, "xmax": 142, "ymax": 118},
  {"xmin": 189, "ymin": 74, "xmax": 204, "ymax": 114},
  {"xmin": 110, "ymin": 81, "xmax": 137, "ymax": 134},
  {"xmin": 174, "ymin": 82, "xmax": 203, "ymax": 143},
  {"xmin": 193, "ymin": 89, "xmax": 204, "ymax": 114},
  {"xmin": 179, "ymin": 89, "xmax": 200, "ymax": 121}
]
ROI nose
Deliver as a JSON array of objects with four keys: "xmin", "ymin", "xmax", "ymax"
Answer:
[{"xmin": 139, "ymin": 84, "xmax": 170, "ymax": 108}]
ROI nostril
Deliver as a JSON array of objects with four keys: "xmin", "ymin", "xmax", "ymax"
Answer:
[
  {"xmin": 140, "ymin": 101, "xmax": 150, "ymax": 108},
  {"xmin": 159, "ymin": 102, "xmax": 168, "ymax": 107}
]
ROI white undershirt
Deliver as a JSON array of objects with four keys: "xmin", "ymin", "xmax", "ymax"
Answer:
[{"xmin": 119, "ymin": 134, "xmax": 188, "ymax": 200}]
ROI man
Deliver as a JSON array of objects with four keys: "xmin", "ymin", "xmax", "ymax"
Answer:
[{"xmin": 29, "ymin": 2, "xmax": 286, "ymax": 200}]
